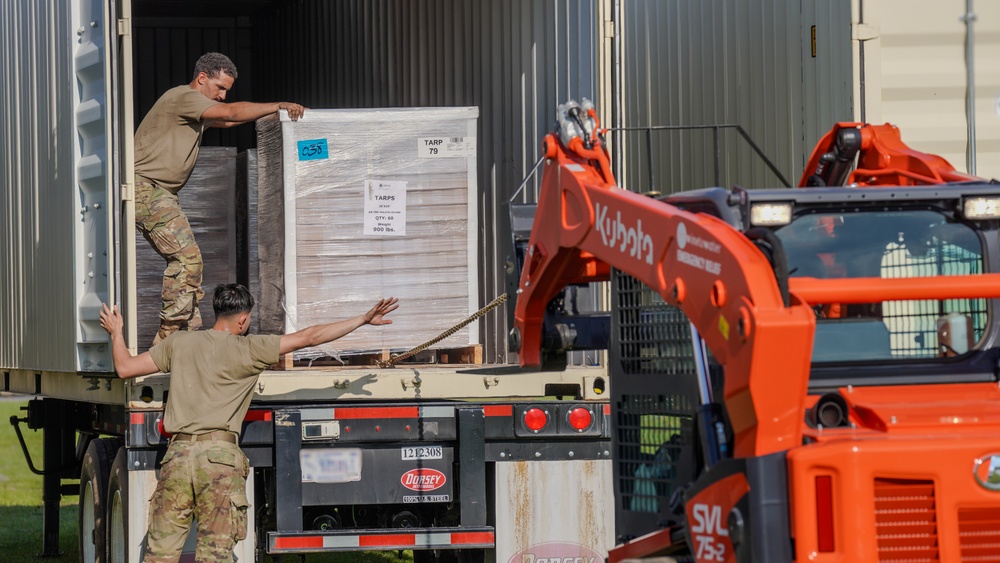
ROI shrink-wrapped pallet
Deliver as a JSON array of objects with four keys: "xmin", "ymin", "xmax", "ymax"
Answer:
[
  {"xmin": 235, "ymin": 149, "xmax": 260, "ymax": 335},
  {"xmin": 255, "ymin": 108, "xmax": 479, "ymax": 356},
  {"xmin": 136, "ymin": 147, "xmax": 237, "ymax": 352}
]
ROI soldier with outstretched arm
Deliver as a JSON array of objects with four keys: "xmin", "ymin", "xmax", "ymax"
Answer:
[{"xmin": 99, "ymin": 283, "xmax": 398, "ymax": 562}]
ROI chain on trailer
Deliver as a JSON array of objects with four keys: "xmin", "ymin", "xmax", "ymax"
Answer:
[{"xmin": 375, "ymin": 293, "xmax": 508, "ymax": 368}]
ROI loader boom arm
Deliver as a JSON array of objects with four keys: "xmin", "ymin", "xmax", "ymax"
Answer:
[
  {"xmin": 514, "ymin": 103, "xmax": 1000, "ymax": 459},
  {"xmin": 512, "ymin": 103, "xmax": 817, "ymax": 458}
]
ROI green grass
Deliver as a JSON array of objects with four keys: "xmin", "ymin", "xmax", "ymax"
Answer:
[{"xmin": 0, "ymin": 399, "xmax": 412, "ymax": 562}]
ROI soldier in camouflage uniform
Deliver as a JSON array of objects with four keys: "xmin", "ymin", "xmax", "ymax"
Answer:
[
  {"xmin": 134, "ymin": 52, "xmax": 306, "ymax": 344},
  {"xmin": 100, "ymin": 284, "xmax": 398, "ymax": 562}
]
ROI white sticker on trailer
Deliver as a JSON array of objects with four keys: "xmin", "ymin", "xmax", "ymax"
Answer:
[
  {"xmin": 403, "ymin": 494, "xmax": 450, "ymax": 503},
  {"xmin": 300, "ymin": 448, "xmax": 362, "ymax": 483},
  {"xmin": 401, "ymin": 445, "xmax": 443, "ymax": 460},
  {"xmin": 417, "ymin": 136, "xmax": 476, "ymax": 158}
]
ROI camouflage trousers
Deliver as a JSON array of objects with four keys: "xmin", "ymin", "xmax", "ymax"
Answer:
[
  {"xmin": 143, "ymin": 440, "xmax": 250, "ymax": 562},
  {"xmin": 135, "ymin": 178, "xmax": 204, "ymax": 345}
]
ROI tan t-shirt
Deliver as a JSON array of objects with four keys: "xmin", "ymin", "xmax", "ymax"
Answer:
[
  {"xmin": 150, "ymin": 330, "xmax": 281, "ymax": 435},
  {"xmin": 134, "ymin": 85, "xmax": 220, "ymax": 192}
]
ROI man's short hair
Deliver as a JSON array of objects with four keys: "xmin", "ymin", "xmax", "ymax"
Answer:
[
  {"xmin": 193, "ymin": 52, "xmax": 238, "ymax": 81},
  {"xmin": 214, "ymin": 283, "xmax": 254, "ymax": 317}
]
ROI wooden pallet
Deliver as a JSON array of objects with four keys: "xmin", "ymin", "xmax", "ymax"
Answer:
[{"xmin": 271, "ymin": 344, "xmax": 483, "ymax": 370}]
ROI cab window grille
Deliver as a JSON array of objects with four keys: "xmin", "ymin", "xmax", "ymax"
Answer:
[{"xmin": 612, "ymin": 269, "xmax": 709, "ymax": 532}]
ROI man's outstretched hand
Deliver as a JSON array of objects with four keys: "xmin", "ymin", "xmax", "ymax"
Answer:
[
  {"xmin": 364, "ymin": 298, "xmax": 399, "ymax": 326},
  {"xmin": 100, "ymin": 304, "xmax": 124, "ymax": 336}
]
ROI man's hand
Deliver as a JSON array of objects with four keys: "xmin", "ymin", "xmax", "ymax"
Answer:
[
  {"xmin": 100, "ymin": 304, "xmax": 124, "ymax": 336},
  {"xmin": 364, "ymin": 297, "xmax": 399, "ymax": 326},
  {"xmin": 99, "ymin": 303, "xmax": 160, "ymax": 379},
  {"xmin": 279, "ymin": 102, "xmax": 307, "ymax": 121},
  {"xmin": 279, "ymin": 297, "xmax": 400, "ymax": 355}
]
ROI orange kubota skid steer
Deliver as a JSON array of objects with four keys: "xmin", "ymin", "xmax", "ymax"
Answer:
[{"xmin": 510, "ymin": 100, "xmax": 1000, "ymax": 562}]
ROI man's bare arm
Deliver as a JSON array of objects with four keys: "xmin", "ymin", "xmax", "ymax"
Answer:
[
  {"xmin": 99, "ymin": 304, "xmax": 160, "ymax": 379},
  {"xmin": 279, "ymin": 298, "xmax": 399, "ymax": 355},
  {"xmin": 202, "ymin": 101, "xmax": 306, "ymax": 126}
]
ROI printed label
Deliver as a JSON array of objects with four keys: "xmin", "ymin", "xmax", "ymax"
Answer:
[
  {"xmin": 676, "ymin": 222, "xmax": 722, "ymax": 275},
  {"xmin": 691, "ymin": 502, "xmax": 729, "ymax": 562},
  {"xmin": 401, "ymin": 445, "xmax": 444, "ymax": 460},
  {"xmin": 297, "ymin": 139, "xmax": 329, "ymax": 161},
  {"xmin": 417, "ymin": 136, "xmax": 476, "ymax": 158},
  {"xmin": 363, "ymin": 180, "xmax": 407, "ymax": 236},
  {"xmin": 594, "ymin": 202, "xmax": 654, "ymax": 265},
  {"xmin": 402, "ymin": 494, "xmax": 450, "ymax": 504},
  {"xmin": 400, "ymin": 468, "xmax": 446, "ymax": 492},
  {"xmin": 300, "ymin": 448, "xmax": 362, "ymax": 483}
]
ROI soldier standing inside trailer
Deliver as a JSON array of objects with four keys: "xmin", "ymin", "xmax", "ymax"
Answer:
[
  {"xmin": 134, "ymin": 52, "xmax": 307, "ymax": 344},
  {"xmin": 99, "ymin": 284, "xmax": 399, "ymax": 561}
]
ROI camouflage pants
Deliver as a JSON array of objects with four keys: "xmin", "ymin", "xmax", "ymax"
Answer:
[
  {"xmin": 143, "ymin": 440, "xmax": 250, "ymax": 562},
  {"xmin": 135, "ymin": 178, "xmax": 204, "ymax": 345}
]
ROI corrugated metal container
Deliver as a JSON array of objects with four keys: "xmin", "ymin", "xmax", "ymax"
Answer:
[
  {"xmin": 617, "ymin": 0, "xmax": 998, "ymax": 190},
  {"xmin": 133, "ymin": 0, "xmax": 602, "ymax": 363},
  {"xmin": 1, "ymin": 0, "xmax": 600, "ymax": 377},
  {"xmin": 0, "ymin": 0, "xmax": 116, "ymax": 373},
  {"xmin": 615, "ymin": 0, "xmax": 853, "ymax": 193},
  {"xmin": 857, "ymin": 0, "xmax": 1000, "ymax": 180}
]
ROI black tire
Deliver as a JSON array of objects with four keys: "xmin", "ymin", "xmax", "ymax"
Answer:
[
  {"xmin": 106, "ymin": 448, "xmax": 129, "ymax": 563},
  {"xmin": 79, "ymin": 437, "xmax": 123, "ymax": 563}
]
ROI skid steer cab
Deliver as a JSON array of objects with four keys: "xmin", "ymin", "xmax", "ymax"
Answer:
[{"xmin": 510, "ymin": 102, "xmax": 1000, "ymax": 563}]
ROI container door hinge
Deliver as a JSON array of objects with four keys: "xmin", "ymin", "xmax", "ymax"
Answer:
[
  {"xmin": 852, "ymin": 23, "xmax": 879, "ymax": 42},
  {"xmin": 121, "ymin": 182, "xmax": 134, "ymax": 202},
  {"xmin": 603, "ymin": 20, "xmax": 615, "ymax": 39},
  {"xmin": 117, "ymin": 18, "xmax": 130, "ymax": 37}
]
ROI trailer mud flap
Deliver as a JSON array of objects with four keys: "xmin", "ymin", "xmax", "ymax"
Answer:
[{"xmin": 494, "ymin": 459, "xmax": 614, "ymax": 562}]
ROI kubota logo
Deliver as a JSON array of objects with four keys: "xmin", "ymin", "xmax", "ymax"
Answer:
[
  {"xmin": 595, "ymin": 202, "xmax": 654, "ymax": 265},
  {"xmin": 400, "ymin": 468, "xmax": 446, "ymax": 491}
]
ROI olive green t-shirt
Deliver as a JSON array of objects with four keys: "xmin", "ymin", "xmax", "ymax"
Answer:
[
  {"xmin": 150, "ymin": 330, "xmax": 282, "ymax": 436},
  {"xmin": 134, "ymin": 85, "xmax": 220, "ymax": 192}
]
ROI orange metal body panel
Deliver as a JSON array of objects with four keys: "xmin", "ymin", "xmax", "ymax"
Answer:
[
  {"xmin": 788, "ymin": 383, "xmax": 1000, "ymax": 562},
  {"xmin": 799, "ymin": 122, "xmax": 981, "ymax": 187},
  {"xmin": 790, "ymin": 275, "xmax": 1000, "ymax": 304},
  {"xmin": 685, "ymin": 473, "xmax": 750, "ymax": 563}
]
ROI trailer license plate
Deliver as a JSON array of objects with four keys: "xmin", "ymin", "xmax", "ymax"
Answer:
[
  {"xmin": 300, "ymin": 448, "xmax": 362, "ymax": 483},
  {"xmin": 401, "ymin": 445, "xmax": 443, "ymax": 460}
]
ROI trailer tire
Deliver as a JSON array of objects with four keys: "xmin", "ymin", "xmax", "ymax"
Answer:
[
  {"xmin": 79, "ymin": 437, "xmax": 123, "ymax": 563},
  {"xmin": 106, "ymin": 448, "xmax": 129, "ymax": 563}
]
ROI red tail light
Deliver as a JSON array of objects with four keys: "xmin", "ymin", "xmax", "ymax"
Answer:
[
  {"xmin": 567, "ymin": 407, "xmax": 593, "ymax": 431},
  {"xmin": 816, "ymin": 475, "xmax": 835, "ymax": 552},
  {"xmin": 156, "ymin": 417, "xmax": 172, "ymax": 439},
  {"xmin": 523, "ymin": 407, "xmax": 548, "ymax": 432}
]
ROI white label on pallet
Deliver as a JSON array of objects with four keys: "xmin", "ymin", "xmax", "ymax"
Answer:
[
  {"xmin": 363, "ymin": 180, "xmax": 407, "ymax": 236},
  {"xmin": 417, "ymin": 136, "xmax": 476, "ymax": 158}
]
